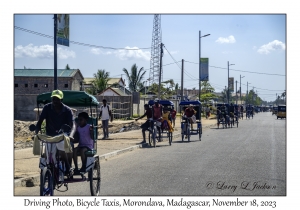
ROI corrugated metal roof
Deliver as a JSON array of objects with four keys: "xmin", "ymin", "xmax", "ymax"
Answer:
[
  {"xmin": 111, "ymin": 88, "xmax": 127, "ymax": 96},
  {"xmin": 83, "ymin": 77, "xmax": 124, "ymax": 85},
  {"xmin": 14, "ymin": 69, "xmax": 79, "ymax": 77},
  {"xmin": 107, "ymin": 78, "xmax": 121, "ymax": 85}
]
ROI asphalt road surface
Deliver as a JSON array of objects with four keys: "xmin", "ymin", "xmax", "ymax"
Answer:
[{"xmin": 15, "ymin": 112, "xmax": 286, "ymax": 196}]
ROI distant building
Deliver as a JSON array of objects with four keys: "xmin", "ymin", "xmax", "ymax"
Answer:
[{"xmin": 14, "ymin": 69, "xmax": 84, "ymax": 94}]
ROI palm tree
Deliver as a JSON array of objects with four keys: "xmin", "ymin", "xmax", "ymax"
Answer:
[
  {"xmin": 123, "ymin": 64, "xmax": 146, "ymax": 92},
  {"xmin": 92, "ymin": 69, "xmax": 110, "ymax": 94}
]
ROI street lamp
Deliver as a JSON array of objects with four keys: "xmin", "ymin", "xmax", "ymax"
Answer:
[
  {"xmin": 240, "ymin": 75, "xmax": 245, "ymax": 104},
  {"xmin": 227, "ymin": 62, "xmax": 235, "ymax": 103},
  {"xmin": 199, "ymin": 31, "xmax": 210, "ymax": 104}
]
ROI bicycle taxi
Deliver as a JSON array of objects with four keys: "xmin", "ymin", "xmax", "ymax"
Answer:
[
  {"xmin": 147, "ymin": 100, "xmax": 174, "ymax": 147},
  {"xmin": 229, "ymin": 104, "xmax": 239, "ymax": 128},
  {"xmin": 29, "ymin": 90, "xmax": 100, "ymax": 196},
  {"xmin": 272, "ymin": 106, "xmax": 278, "ymax": 115},
  {"xmin": 216, "ymin": 103, "xmax": 230, "ymax": 129},
  {"xmin": 179, "ymin": 100, "xmax": 202, "ymax": 141}
]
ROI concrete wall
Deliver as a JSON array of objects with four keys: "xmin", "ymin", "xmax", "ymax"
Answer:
[
  {"xmin": 14, "ymin": 77, "xmax": 72, "ymax": 94},
  {"xmin": 14, "ymin": 74, "xmax": 84, "ymax": 95},
  {"xmin": 14, "ymin": 94, "xmax": 39, "ymax": 121}
]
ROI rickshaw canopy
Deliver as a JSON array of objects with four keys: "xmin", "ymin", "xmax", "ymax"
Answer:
[
  {"xmin": 148, "ymin": 100, "xmax": 174, "ymax": 107},
  {"xmin": 179, "ymin": 100, "xmax": 201, "ymax": 106},
  {"xmin": 37, "ymin": 90, "xmax": 99, "ymax": 107}
]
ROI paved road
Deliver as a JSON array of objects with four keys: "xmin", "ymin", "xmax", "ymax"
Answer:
[{"xmin": 15, "ymin": 113, "xmax": 286, "ymax": 196}]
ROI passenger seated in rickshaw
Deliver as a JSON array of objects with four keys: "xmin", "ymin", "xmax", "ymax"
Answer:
[
  {"xmin": 72, "ymin": 112, "xmax": 94, "ymax": 173},
  {"xmin": 161, "ymin": 107, "xmax": 174, "ymax": 133},
  {"xmin": 220, "ymin": 103, "xmax": 230, "ymax": 125},
  {"xmin": 183, "ymin": 104, "xmax": 197, "ymax": 130},
  {"xmin": 229, "ymin": 103, "xmax": 235, "ymax": 118}
]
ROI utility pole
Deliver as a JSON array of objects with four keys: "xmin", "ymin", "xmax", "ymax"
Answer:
[
  {"xmin": 227, "ymin": 62, "xmax": 229, "ymax": 104},
  {"xmin": 252, "ymin": 87, "xmax": 255, "ymax": 105},
  {"xmin": 276, "ymin": 93, "xmax": 277, "ymax": 105},
  {"xmin": 199, "ymin": 31, "xmax": 201, "ymax": 104},
  {"xmin": 227, "ymin": 62, "xmax": 235, "ymax": 104},
  {"xmin": 236, "ymin": 80, "xmax": 238, "ymax": 104},
  {"xmin": 246, "ymin": 82, "xmax": 250, "ymax": 105},
  {"xmin": 240, "ymin": 75, "xmax": 244, "ymax": 105},
  {"xmin": 54, "ymin": 14, "xmax": 58, "ymax": 90},
  {"xmin": 158, "ymin": 43, "xmax": 163, "ymax": 99},
  {"xmin": 225, "ymin": 86, "xmax": 227, "ymax": 103},
  {"xmin": 181, "ymin": 59, "xmax": 184, "ymax": 101}
]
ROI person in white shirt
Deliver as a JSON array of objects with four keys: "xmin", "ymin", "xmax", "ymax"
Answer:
[{"xmin": 99, "ymin": 99, "xmax": 112, "ymax": 139}]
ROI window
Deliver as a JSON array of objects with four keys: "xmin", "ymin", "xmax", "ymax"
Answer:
[
  {"xmin": 44, "ymin": 84, "xmax": 48, "ymax": 88},
  {"xmin": 34, "ymin": 84, "xmax": 38, "ymax": 88},
  {"xmin": 25, "ymin": 84, "xmax": 28, "ymax": 87},
  {"xmin": 64, "ymin": 84, "xmax": 68, "ymax": 88},
  {"xmin": 15, "ymin": 84, "xmax": 18, "ymax": 87}
]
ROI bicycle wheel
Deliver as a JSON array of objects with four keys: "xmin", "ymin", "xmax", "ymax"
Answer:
[
  {"xmin": 198, "ymin": 127, "xmax": 202, "ymax": 141},
  {"xmin": 152, "ymin": 126, "xmax": 157, "ymax": 148},
  {"xmin": 168, "ymin": 132, "xmax": 172, "ymax": 146},
  {"xmin": 40, "ymin": 167, "xmax": 54, "ymax": 196},
  {"xmin": 89, "ymin": 156, "xmax": 100, "ymax": 196},
  {"xmin": 187, "ymin": 125, "xmax": 191, "ymax": 142},
  {"xmin": 148, "ymin": 132, "xmax": 152, "ymax": 146}
]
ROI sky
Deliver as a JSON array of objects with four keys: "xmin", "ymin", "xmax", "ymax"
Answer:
[{"xmin": 14, "ymin": 14, "xmax": 286, "ymax": 102}]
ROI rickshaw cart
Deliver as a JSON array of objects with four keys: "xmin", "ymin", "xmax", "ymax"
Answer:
[
  {"xmin": 179, "ymin": 100, "xmax": 202, "ymax": 141},
  {"xmin": 34, "ymin": 90, "xmax": 101, "ymax": 196},
  {"xmin": 216, "ymin": 103, "xmax": 229, "ymax": 129},
  {"xmin": 148, "ymin": 100, "xmax": 174, "ymax": 146}
]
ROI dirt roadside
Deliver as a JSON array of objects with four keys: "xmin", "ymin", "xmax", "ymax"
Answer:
[{"xmin": 14, "ymin": 115, "xmax": 216, "ymax": 149}]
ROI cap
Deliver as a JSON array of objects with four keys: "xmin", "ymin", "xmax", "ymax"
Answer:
[{"xmin": 51, "ymin": 90, "xmax": 63, "ymax": 99}]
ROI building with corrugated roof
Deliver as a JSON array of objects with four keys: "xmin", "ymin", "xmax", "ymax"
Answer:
[{"xmin": 14, "ymin": 69, "xmax": 84, "ymax": 94}]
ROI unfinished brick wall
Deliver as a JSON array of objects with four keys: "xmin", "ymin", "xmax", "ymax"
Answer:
[{"xmin": 14, "ymin": 77, "xmax": 82, "ymax": 94}]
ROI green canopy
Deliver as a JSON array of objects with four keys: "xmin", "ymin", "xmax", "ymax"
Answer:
[{"xmin": 37, "ymin": 90, "xmax": 99, "ymax": 107}]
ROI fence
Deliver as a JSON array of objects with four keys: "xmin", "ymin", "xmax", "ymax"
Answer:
[{"xmin": 14, "ymin": 94, "xmax": 132, "ymax": 121}]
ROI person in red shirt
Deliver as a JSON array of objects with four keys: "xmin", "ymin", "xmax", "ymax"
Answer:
[
  {"xmin": 184, "ymin": 104, "xmax": 197, "ymax": 131},
  {"xmin": 151, "ymin": 100, "xmax": 163, "ymax": 141},
  {"xmin": 135, "ymin": 104, "xmax": 153, "ymax": 144},
  {"xmin": 171, "ymin": 109, "xmax": 177, "ymax": 127}
]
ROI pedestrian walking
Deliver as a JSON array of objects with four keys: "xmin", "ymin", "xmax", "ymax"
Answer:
[
  {"xmin": 99, "ymin": 99, "xmax": 112, "ymax": 139},
  {"xmin": 205, "ymin": 106, "xmax": 210, "ymax": 119}
]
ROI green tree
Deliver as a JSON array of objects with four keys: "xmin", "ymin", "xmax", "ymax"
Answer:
[
  {"xmin": 65, "ymin": 64, "xmax": 71, "ymax": 69},
  {"xmin": 175, "ymin": 83, "xmax": 179, "ymax": 91},
  {"xmin": 86, "ymin": 69, "xmax": 110, "ymax": 95},
  {"xmin": 199, "ymin": 81, "xmax": 217, "ymax": 102},
  {"xmin": 123, "ymin": 64, "xmax": 146, "ymax": 92}
]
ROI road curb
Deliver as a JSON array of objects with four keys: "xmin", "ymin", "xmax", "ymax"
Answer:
[{"xmin": 14, "ymin": 123, "xmax": 216, "ymax": 188}]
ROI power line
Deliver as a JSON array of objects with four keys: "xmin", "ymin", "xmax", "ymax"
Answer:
[
  {"xmin": 14, "ymin": 26, "xmax": 151, "ymax": 50},
  {"xmin": 163, "ymin": 45, "xmax": 182, "ymax": 70},
  {"xmin": 185, "ymin": 60, "xmax": 285, "ymax": 76},
  {"xmin": 143, "ymin": 61, "xmax": 180, "ymax": 71}
]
